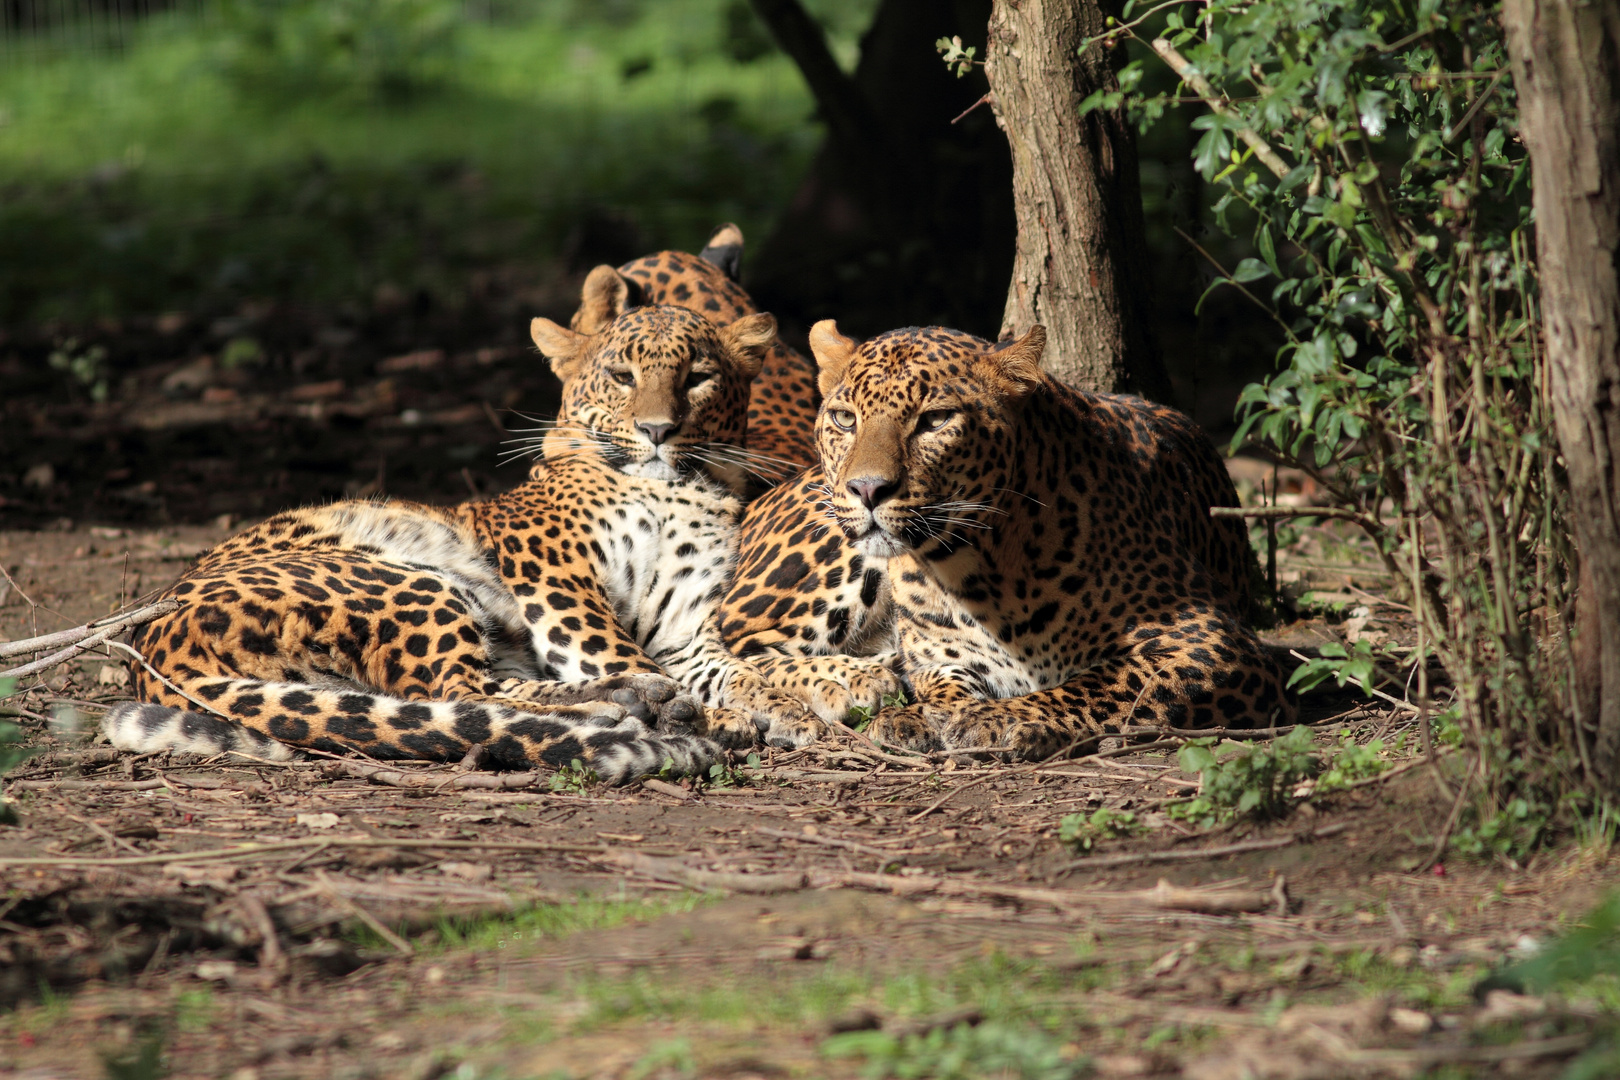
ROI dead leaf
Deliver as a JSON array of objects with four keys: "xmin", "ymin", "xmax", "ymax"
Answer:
[{"xmin": 296, "ymin": 812, "xmax": 340, "ymax": 829}]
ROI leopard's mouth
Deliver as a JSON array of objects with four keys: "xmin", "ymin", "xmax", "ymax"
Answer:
[{"xmin": 844, "ymin": 519, "xmax": 910, "ymax": 560}]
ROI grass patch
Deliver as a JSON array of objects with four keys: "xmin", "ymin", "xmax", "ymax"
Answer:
[
  {"xmin": 347, "ymin": 891, "xmax": 710, "ymax": 955},
  {"xmin": 0, "ymin": 1, "xmax": 878, "ymax": 326}
]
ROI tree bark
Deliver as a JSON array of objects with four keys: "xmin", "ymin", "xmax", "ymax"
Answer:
[
  {"xmin": 984, "ymin": 0, "xmax": 1172, "ymax": 401},
  {"xmin": 1503, "ymin": 0, "xmax": 1620, "ymax": 781}
]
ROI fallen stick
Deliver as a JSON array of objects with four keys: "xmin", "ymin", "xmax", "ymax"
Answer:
[
  {"xmin": 754, "ymin": 825, "xmax": 893, "ymax": 860},
  {"xmin": 8, "ymin": 774, "xmax": 232, "ymax": 792},
  {"xmin": 817, "ymin": 870, "xmax": 1274, "ymax": 915},
  {"xmin": 641, "ymin": 777, "xmax": 695, "ymax": 801},
  {"xmin": 1058, "ymin": 822, "xmax": 1351, "ymax": 873},
  {"xmin": 320, "ymin": 759, "xmax": 545, "ymax": 791},
  {"xmin": 0, "ymin": 835, "xmax": 611, "ymax": 869},
  {"xmin": 0, "ymin": 600, "xmax": 179, "ymax": 661},
  {"xmin": 602, "ymin": 850, "xmax": 809, "ymax": 894}
]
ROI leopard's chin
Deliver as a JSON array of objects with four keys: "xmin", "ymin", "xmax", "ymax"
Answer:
[
  {"xmin": 621, "ymin": 458, "xmax": 683, "ymax": 482},
  {"xmin": 852, "ymin": 528, "xmax": 908, "ymax": 560}
]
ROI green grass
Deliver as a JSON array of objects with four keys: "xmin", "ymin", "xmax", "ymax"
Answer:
[
  {"xmin": 347, "ymin": 891, "xmax": 710, "ymax": 955},
  {"xmin": 0, "ymin": 1, "xmax": 876, "ymax": 326}
]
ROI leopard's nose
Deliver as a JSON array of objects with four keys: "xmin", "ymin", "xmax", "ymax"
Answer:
[
  {"xmin": 637, "ymin": 420, "xmax": 678, "ymax": 445},
  {"xmin": 846, "ymin": 476, "xmax": 897, "ymax": 509}
]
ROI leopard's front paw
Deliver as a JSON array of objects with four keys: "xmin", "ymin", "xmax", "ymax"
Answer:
[
  {"xmin": 756, "ymin": 656, "xmax": 906, "ymax": 724},
  {"xmin": 695, "ymin": 707, "xmax": 768, "ymax": 750},
  {"xmin": 496, "ymin": 673, "xmax": 689, "ymax": 725},
  {"xmin": 721, "ymin": 685, "xmax": 828, "ymax": 749},
  {"xmin": 866, "ymin": 703, "xmax": 948, "ymax": 753}
]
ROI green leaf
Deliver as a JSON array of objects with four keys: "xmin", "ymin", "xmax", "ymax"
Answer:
[
  {"xmin": 1231, "ymin": 258, "xmax": 1271, "ymax": 284},
  {"xmin": 1257, "ymin": 227, "xmax": 1281, "ymax": 277},
  {"xmin": 1178, "ymin": 742, "xmax": 1217, "ymax": 774}
]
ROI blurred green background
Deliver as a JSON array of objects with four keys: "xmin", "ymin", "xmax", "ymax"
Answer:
[
  {"xmin": 0, "ymin": 0, "xmax": 1269, "ymax": 526},
  {"xmin": 0, "ymin": 0, "xmax": 876, "ymax": 327}
]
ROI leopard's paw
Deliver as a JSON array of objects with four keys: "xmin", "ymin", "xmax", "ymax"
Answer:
[
  {"xmin": 719, "ymin": 685, "xmax": 828, "ymax": 750},
  {"xmin": 695, "ymin": 706, "xmax": 768, "ymax": 750},
  {"xmin": 866, "ymin": 703, "xmax": 948, "ymax": 753},
  {"xmin": 756, "ymin": 656, "xmax": 905, "ymax": 724},
  {"xmin": 494, "ymin": 673, "xmax": 689, "ymax": 726}
]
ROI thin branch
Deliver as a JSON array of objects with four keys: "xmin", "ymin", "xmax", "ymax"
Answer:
[
  {"xmin": 1057, "ymin": 822, "xmax": 1350, "ymax": 873},
  {"xmin": 1151, "ymin": 38, "xmax": 1292, "ymax": 179},
  {"xmin": 749, "ymin": 0, "xmax": 880, "ymax": 148}
]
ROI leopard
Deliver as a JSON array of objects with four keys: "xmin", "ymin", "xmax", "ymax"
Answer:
[
  {"xmin": 102, "ymin": 282, "xmax": 828, "ymax": 783},
  {"xmin": 571, "ymin": 223, "xmax": 820, "ymax": 480},
  {"xmin": 718, "ymin": 321, "xmax": 1296, "ymax": 757}
]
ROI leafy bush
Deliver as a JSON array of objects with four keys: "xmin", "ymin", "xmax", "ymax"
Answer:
[
  {"xmin": 1058, "ymin": 807, "xmax": 1142, "ymax": 853},
  {"xmin": 1089, "ymin": 0, "xmax": 1593, "ymax": 849},
  {"xmin": 1171, "ymin": 727, "xmax": 1320, "ymax": 826}
]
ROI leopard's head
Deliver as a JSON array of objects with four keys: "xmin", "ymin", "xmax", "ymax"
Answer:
[
  {"xmin": 530, "ymin": 265, "xmax": 775, "ymax": 493},
  {"xmin": 810, "ymin": 321, "xmax": 1047, "ymax": 560}
]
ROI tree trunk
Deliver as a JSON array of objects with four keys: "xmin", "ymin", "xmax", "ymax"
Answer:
[
  {"xmin": 984, "ymin": 0, "xmax": 1172, "ymax": 401},
  {"xmin": 1503, "ymin": 0, "xmax": 1620, "ymax": 781}
]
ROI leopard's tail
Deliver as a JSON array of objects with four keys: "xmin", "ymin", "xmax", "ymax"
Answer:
[
  {"xmin": 102, "ymin": 678, "xmax": 716, "ymax": 784},
  {"xmin": 103, "ymin": 702, "xmax": 298, "ymax": 761}
]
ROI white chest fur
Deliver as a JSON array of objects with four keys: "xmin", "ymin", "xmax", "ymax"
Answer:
[{"xmin": 587, "ymin": 476, "xmax": 741, "ymax": 664}]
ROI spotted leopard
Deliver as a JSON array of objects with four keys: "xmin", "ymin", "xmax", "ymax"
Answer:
[
  {"xmin": 719, "ymin": 322, "xmax": 1295, "ymax": 756},
  {"xmin": 103, "ymin": 284, "xmax": 826, "ymax": 781},
  {"xmin": 572, "ymin": 223, "xmax": 820, "ymax": 479}
]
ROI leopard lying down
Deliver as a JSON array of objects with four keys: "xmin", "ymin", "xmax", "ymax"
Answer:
[{"xmin": 104, "ymin": 281, "xmax": 826, "ymax": 782}]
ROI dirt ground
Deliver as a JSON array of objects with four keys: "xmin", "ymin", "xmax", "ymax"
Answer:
[{"xmin": 0, "ymin": 518, "xmax": 1614, "ymax": 1080}]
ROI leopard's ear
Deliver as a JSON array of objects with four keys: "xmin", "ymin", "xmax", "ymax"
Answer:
[
  {"xmin": 699, "ymin": 223, "xmax": 745, "ymax": 281},
  {"xmin": 809, "ymin": 320, "xmax": 858, "ymax": 397},
  {"xmin": 719, "ymin": 312, "xmax": 775, "ymax": 380},
  {"xmin": 570, "ymin": 264, "xmax": 632, "ymax": 334},
  {"xmin": 983, "ymin": 324, "xmax": 1046, "ymax": 395},
  {"xmin": 531, "ymin": 317, "xmax": 587, "ymax": 383}
]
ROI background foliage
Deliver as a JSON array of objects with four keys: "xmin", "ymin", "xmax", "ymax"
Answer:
[{"xmin": 1092, "ymin": 0, "xmax": 1591, "ymax": 847}]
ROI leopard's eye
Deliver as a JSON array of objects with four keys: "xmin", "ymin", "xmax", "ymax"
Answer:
[
  {"xmin": 611, "ymin": 370, "xmax": 635, "ymax": 386},
  {"xmin": 685, "ymin": 370, "xmax": 713, "ymax": 390},
  {"xmin": 829, "ymin": 409, "xmax": 857, "ymax": 431},
  {"xmin": 917, "ymin": 409, "xmax": 956, "ymax": 432}
]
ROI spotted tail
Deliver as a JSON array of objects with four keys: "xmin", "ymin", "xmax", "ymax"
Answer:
[{"xmin": 102, "ymin": 679, "xmax": 716, "ymax": 784}]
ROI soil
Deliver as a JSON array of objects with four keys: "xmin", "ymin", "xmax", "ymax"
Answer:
[{"xmin": 0, "ymin": 362, "xmax": 1613, "ymax": 1078}]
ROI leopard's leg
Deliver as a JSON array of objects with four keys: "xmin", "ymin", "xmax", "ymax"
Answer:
[
  {"xmin": 870, "ymin": 609, "xmax": 1297, "ymax": 759},
  {"xmin": 719, "ymin": 467, "xmax": 895, "ymax": 660},
  {"xmin": 649, "ymin": 614, "xmax": 827, "ymax": 750},
  {"xmin": 116, "ymin": 560, "xmax": 715, "ymax": 780}
]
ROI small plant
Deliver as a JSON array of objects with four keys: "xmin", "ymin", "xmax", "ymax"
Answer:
[
  {"xmin": 847, "ymin": 690, "xmax": 909, "ymax": 733},
  {"xmin": 935, "ymin": 35, "xmax": 979, "ymax": 78},
  {"xmin": 48, "ymin": 338, "xmax": 110, "ymax": 402},
  {"xmin": 705, "ymin": 752, "xmax": 762, "ymax": 789},
  {"xmin": 1314, "ymin": 733, "xmax": 1392, "ymax": 793},
  {"xmin": 0, "ymin": 679, "xmax": 41, "ymax": 825},
  {"xmin": 1287, "ymin": 638, "xmax": 1379, "ymax": 695},
  {"xmin": 1451, "ymin": 795, "xmax": 1551, "ymax": 861},
  {"xmin": 100, "ymin": 1030, "xmax": 167, "ymax": 1080},
  {"xmin": 1170, "ymin": 727, "xmax": 1320, "ymax": 827},
  {"xmin": 1058, "ymin": 807, "xmax": 1142, "ymax": 853},
  {"xmin": 823, "ymin": 1019, "xmax": 1089, "ymax": 1080},
  {"xmin": 548, "ymin": 758, "xmax": 598, "ymax": 795}
]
